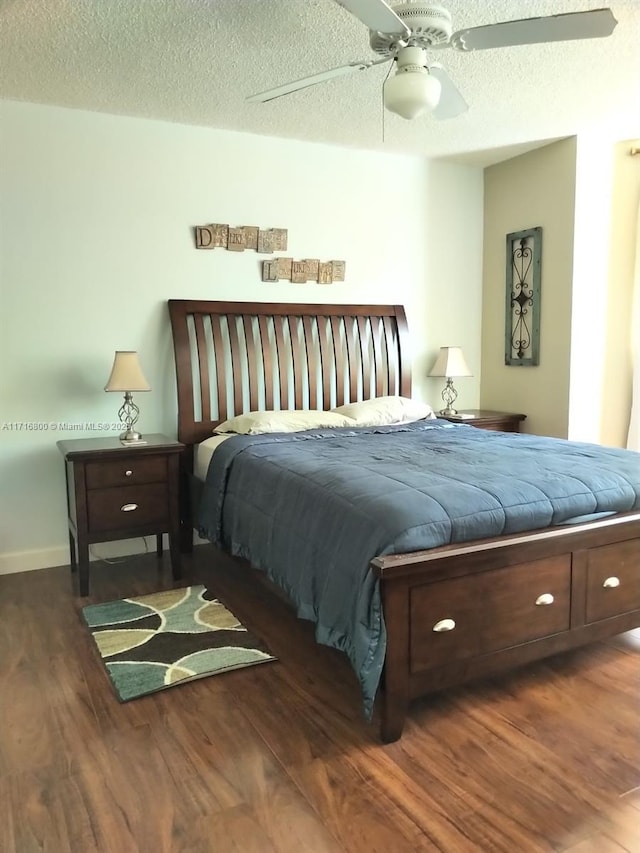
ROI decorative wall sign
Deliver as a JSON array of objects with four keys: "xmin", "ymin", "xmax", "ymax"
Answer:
[
  {"xmin": 505, "ymin": 227, "xmax": 542, "ymax": 366},
  {"xmin": 257, "ymin": 230, "xmax": 274, "ymax": 254},
  {"xmin": 195, "ymin": 224, "xmax": 288, "ymax": 253},
  {"xmin": 262, "ymin": 259, "xmax": 346, "ymax": 284},
  {"xmin": 291, "ymin": 261, "xmax": 308, "ymax": 283}
]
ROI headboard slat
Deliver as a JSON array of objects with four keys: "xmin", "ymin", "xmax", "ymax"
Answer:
[
  {"xmin": 193, "ymin": 314, "xmax": 211, "ymax": 423},
  {"xmin": 210, "ymin": 315, "xmax": 227, "ymax": 421},
  {"xmin": 243, "ymin": 315, "xmax": 259, "ymax": 413},
  {"xmin": 274, "ymin": 316, "xmax": 288, "ymax": 410},
  {"xmin": 168, "ymin": 300, "xmax": 412, "ymax": 445},
  {"xmin": 345, "ymin": 316, "xmax": 359, "ymax": 403},
  {"xmin": 288, "ymin": 317, "xmax": 304, "ymax": 410},
  {"xmin": 357, "ymin": 317, "xmax": 371, "ymax": 399},
  {"xmin": 258, "ymin": 316, "xmax": 273, "ymax": 411},
  {"xmin": 227, "ymin": 316, "xmax": 243, "ymax": 415},
  {"xmin": 302, "ymin": 316, "xmax": 318, "ymax": 408},
  {"xmin": 330, "ymin": 316, "xmax": 346, "ymax": 407},
  {"xmin": 383, "ymin": 316, "xmax": 397, "ymax": 396},
  {"xmin": 371, "ymin": 317, "xmax": 385, "ymax": 398},
  {"xmin": 317, "ymin": 316, "xmax": 332, "ymax": 409}
]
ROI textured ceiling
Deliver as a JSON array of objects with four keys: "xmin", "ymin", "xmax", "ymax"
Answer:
[{"xmin": 1, "ymin": 0, "xmax": 638, "ymax": 165}]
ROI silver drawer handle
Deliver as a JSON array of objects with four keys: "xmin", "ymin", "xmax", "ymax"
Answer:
[
  {"xmin": 535, "ymin": 593, "xmax": 554, "ymax": 606},
  {"xmin": 433, "ymin": 618, "xmax": 456, "ymax": 633},
  {"xmin": 125, "ymin": 470, "xmax": 133, "ymax": 477},
  {"xmin": 121, "ymin": 503, "xmax": 138, "ymax": 512},
  {"xmin": 603, "ymin": 576, "xmax": 620, "ymax": 589}
]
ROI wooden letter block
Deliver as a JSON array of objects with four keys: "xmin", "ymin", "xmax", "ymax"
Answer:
[
  {"xmin": 271, "ymin": 228, "xmax": 288, "ymax": 252},
  {"xmin": 258, "ymin": 230, "xmax": 275, "ymax": 254},
  {"xmin": 277, "ymin": 257, "xmax": 293, "ymax": 279},
  {"xmin": 304, "ymin": 259, "xmax": 319, "ymax": 280},
  {"xmin": 331, "ymin": 260, "xmax": 346, "ymax": 281},
  {"xmin": 212, "ymin": 224, "xmax": 229, "ymax": 248},
  {"xmin": 243, "ymin": 226, "xmax": 259, "ymax": 251},
  {"xmin": 262, "ymin": 260, "xmax": 279, "ymax": 282},
  {"xmin": 194, "ymin": 226, "xmax": 214, "ymax": 249},
  {"xmin": 318, "ymin": 262, "xmax": 333, "ymax": 284},
  {"xmin": 227, "ymin": 228, "xmax": 246, "ymax": 252},
  {"xmin": 291, "ymin": 261, "xmax": 307, "ymax": 283}
]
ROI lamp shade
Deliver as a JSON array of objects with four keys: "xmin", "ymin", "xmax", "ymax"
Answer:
[
  {"xmin": 428, "ymin": 346, "xmax": 472, "ymax": 379},
  {"xmin": 383, "ymin": 46, "xmax": 441, "ymax": 120},
  {"xmin": 104, "ymin": 351, "xmax": 151, "ymax": 392},
  {"xmin": 384, "ymin": 69, "xmax": 441, "ymax": 120}
]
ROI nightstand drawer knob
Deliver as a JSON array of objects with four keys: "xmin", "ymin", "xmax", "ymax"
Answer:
[
  {"xmin": 433, "ymin": 618, "xmax": 456, "ymax": 633},
  {"xmin": 121, "ymin": 503, "xmax": 138, "ymax": 512},
  {"xmin": 535, "ymin": 593, "xmax": 554, "ymax": 606},
  {"xmin": 125, "ymin": 469, "xmax": 133, "ymax": 477},
  {"xmin": 603, "ymin": 576, "xmax": 620, "ymax": 589}
]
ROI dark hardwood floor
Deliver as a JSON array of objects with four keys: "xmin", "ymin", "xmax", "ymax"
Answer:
[{"xmin": 1, "ymin": 545, "xmax": 638, "ymax": 852}]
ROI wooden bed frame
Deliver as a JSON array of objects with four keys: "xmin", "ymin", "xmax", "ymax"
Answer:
[{"xmin": 168, "ymin": 299, "xmax": 640, "ymax": 742}]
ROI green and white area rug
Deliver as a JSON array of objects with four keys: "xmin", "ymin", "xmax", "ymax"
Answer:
[{"xmin": 82, "ymin": 585, "xmax": 276, "ymax": 702}]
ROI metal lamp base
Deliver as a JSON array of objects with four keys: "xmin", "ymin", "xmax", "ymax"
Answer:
[
  {"xmin": 439, "ymin": 378, "xmax": 459, "ymax": 417},
  {"xmin": 117, "ymin": 393, "xmax": 146, "ymax": 445},
  {"xmin": 120, "ymin": 427, "xmax": 144, "ymax": 442}
]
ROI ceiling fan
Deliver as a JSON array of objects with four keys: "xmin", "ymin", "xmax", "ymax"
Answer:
[{"xmin": 247, "ymin": 1, "xmax": 617, "ymax": 121}]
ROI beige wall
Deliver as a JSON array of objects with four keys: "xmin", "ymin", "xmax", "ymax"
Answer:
[
  {"xmin": 480, "ymin": 139, "xmax": 577, "ymax": 437},
  {"xmin": 600, "ymin": 140, "xmax": 639, "ymax": 447},
  {"xmin": 481, "ymin": 135, "xmax": 637, "ymax": 447}
]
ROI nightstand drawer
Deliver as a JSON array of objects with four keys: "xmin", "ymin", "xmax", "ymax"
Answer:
[
  {"xmin": 87, "ymin": 484, "xmax": 169, "ymax": 533},
  {"xmin": 475, "ymin": 419, "xmax": 519, "ymax": 432},
  {"xmin": 86, "ymin": 456, "xmax": 167, "ymax": 489},
  {"xmin": 441, "ymin": 411, "xmax": 526, "ymax": 433}
]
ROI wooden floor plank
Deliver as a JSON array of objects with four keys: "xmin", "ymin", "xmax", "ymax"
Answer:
[
  {"xmin": 0, "ymin": 772, "xmax": 77, "ymax": 853},
  {"xmin": 0, "ymin": 546, "xmax": 638, "ymax": 853}
]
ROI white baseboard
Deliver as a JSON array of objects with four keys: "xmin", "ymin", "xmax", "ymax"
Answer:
[
  {"xmin": 0, "ymin": 533, "xmax": 210, "ymax": 576},
  {"xmin": 0, "ymin": 546, "xmax": 70, "ymax": 575}
]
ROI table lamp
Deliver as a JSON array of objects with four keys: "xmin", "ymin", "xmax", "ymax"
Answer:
[
  {"xmin": 104, "ymin": 351, "xmax": 151, "ymax": 444},
  {"xmin": 428, "ymin": 346, "xmax": 472, "ymax": 416}
]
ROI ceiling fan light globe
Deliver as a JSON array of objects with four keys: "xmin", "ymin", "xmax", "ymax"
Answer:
[{"xmin": 383, "ymin": 69, "xmax": 442, "ymax": 120}]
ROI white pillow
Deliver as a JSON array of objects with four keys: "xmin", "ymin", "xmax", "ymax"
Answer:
[
  {"xmin": 214, "ymin": 409, "xmax": 356, "ymax": 435},
  {"xmin": 331, "ymin": 396, "xmax": 435, "ymax": 427}
]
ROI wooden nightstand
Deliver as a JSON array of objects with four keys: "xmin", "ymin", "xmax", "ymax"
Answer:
[
  {"xmin": 57, "ymin": 434, "xmax": 184, "ymax": 596},
  {"xmin": 439, "ymin": 410, "xmax": 526, "ymax": 433}
]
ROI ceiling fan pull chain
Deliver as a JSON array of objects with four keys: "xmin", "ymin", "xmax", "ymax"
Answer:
[{"xmin": 381, "ymin": 59, "xmax": 395, "ymax": 143}]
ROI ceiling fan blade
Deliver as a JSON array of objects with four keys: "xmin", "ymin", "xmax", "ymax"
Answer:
[
  {"xmin": 450, "ymin": 8, "xmax": 617, "ymax": 52},
  {"xmin": 333, "ymin": 0, "xmax": 410, "ymax": 38},
  {"xmin": 429, "ymin": 65, "xmax": 468, "ymax": 120},
  {"xmin": 246, "ymin": 57, "xmax": 389, "ymax": 103}
]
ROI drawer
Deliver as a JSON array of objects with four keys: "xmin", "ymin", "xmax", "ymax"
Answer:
[
  {"xmin": 410, "ymin": 556, "xmax": 571, "ymax": 672},
  {"xmin": 87, "ymin": 483, "xmax": 169, "ymax": 533},
  {"xmin": 85, "ymin": 455, "xmax": 167, "ymax": 489},
  {"xmin": 475, "ymin": 421, "xmax": 518, "ymax": 432},
  {"xmin": 585, "ymin": 539, "xmax": 640, "ymax": 623}
]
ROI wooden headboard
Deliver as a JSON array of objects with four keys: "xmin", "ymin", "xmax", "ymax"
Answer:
[{"xmin": 168, "ymin": 300, "xmax": 411, "ymax": 445}]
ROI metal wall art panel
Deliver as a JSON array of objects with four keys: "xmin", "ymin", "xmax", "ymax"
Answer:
[{"xmin": 505, "ymin": 227, "xmax": 542, "ymax": 366}]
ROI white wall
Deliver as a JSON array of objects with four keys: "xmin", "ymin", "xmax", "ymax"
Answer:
[
  {"xmin": 0, "ymin": 100, "xmax": 484, "ymax": 573},
  {"xmin": 594, "ymin": 139, "xmax": 638, "ymax": 448},
  {"xmin": 567, "ymin": 135, "xmax": 615, "ymax": 444}
]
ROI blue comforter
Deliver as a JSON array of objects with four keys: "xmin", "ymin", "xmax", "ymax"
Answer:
[{"xmin": 197, "ymin": 420, "xmax": 640, "ymax": 717}]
